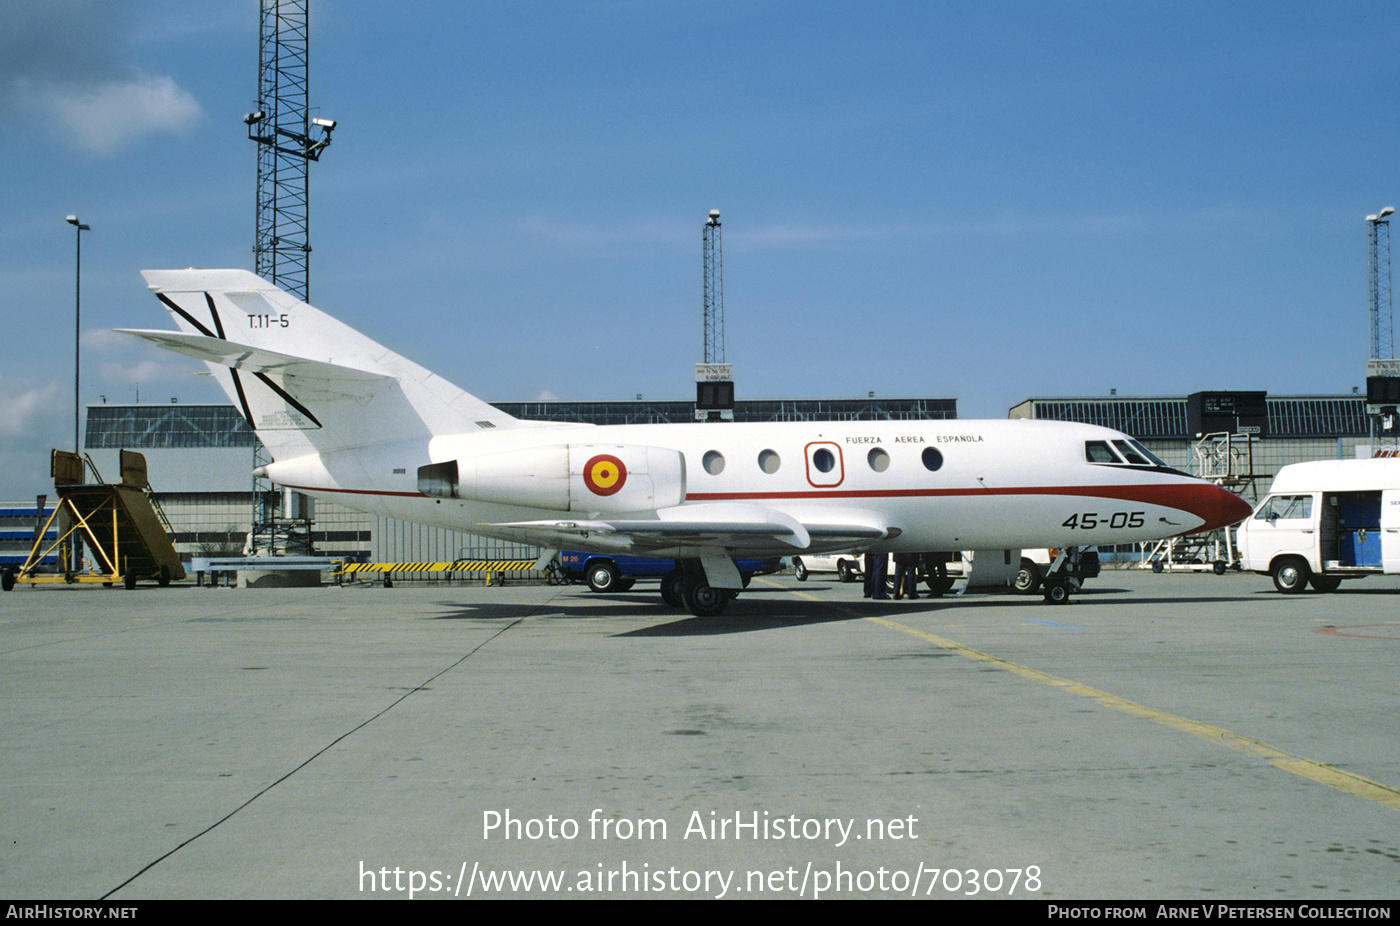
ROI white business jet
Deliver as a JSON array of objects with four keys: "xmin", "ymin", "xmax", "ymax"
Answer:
[{"xmin": 122, "ymin": 269, "xmax": 1251, "ymax": 615}]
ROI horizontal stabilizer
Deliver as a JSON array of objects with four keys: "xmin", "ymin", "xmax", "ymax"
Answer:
[{"xmin": 117, "ymin": 329, "xmax": 394, "ymax": 393}]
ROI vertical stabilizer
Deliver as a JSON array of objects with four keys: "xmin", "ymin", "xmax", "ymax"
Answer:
[{"xmin": 137, "ymin": 269, "xmax": 522, "ymax": 459}]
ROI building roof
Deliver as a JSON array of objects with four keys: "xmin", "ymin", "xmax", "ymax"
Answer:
[{"xmin": 1009, "ymin": 395, "xmax": 1368, "ymax": 440}]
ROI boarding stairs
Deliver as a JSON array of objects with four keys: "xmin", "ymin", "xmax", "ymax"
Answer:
[
  {"xmin": 1141, "ymin": 432, "xmax": 1260, "ymax": 573},
  {"xmin": 3, "ymin": 450, "xmax": 185, "ymax": 590}
]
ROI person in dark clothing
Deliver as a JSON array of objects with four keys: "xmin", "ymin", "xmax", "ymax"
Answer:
[
  {"xmin": 865, "ymin": 552, "xmax": 888, "ymax": 599},
  {"xmin": 893, "ymin": 551, "xmax": 919, "ymax": 599}
]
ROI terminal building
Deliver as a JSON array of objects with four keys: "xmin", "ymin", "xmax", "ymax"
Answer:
[{"xmin": 0, "ymin": 392, "xmax": 1376, "ymax": 572}]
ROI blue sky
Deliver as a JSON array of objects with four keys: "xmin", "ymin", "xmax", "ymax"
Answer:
[{"xmin": 2, "ymin": 1, "xmax": 1398, "ymax": 498}]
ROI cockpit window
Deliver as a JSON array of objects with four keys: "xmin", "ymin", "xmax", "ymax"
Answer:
[
  {"xmin": 1085, "ymin": 441, "xmax": 1122, "ymax": 464},
  {"xmin": 1087, "ymin": 438, "xmax": 1174, "ymax": 470},
  {"xmin": 1127, "ymin": 440, "xmax": 1170, "ymax": 469},
  {"xmin": 1112, "ymin": 440, "xmax": 1150, "ymax": 466}
]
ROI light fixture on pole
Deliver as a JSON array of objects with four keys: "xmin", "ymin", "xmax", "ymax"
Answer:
[{"xmin": 66, "ymin": 216, "xmax": 90, "ymax": 455}]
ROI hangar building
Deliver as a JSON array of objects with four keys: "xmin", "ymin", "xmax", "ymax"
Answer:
[{"xmin": 1009, "ymin": 392, "xmax": 1372, "ymax": 501}]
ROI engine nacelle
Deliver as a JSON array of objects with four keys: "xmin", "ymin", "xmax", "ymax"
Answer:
[{"xmin": 418, "ymin": 443, "xmax": 686, "ymax": 513}]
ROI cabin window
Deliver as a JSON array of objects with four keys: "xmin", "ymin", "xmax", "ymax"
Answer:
[
  {"xmin": 921, "ymin": 447, "xmax": 943, "ymax": 471},
  {"xmin": 702, "ymin": 450, "xmax": 725, "ymax": 475},
  {"xmin": 1255, "ymin": 495, "xmax": 1312, "ymax": 521},
  {"xmin": 804, "ymin": 442, "xmax": 844, "ymax": 487},
  {"xmin": 758, "ymin": 449, "xmax": 781, "ymax": 474},
  {"xmin": 867, "ymin": 447, "xmax": 890, "ymax": 472}
]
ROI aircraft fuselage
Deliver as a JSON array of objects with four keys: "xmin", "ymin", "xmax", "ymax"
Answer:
[{"xmin": 266, "ymin": 417, "xmax": 1245, "ymax": 558}]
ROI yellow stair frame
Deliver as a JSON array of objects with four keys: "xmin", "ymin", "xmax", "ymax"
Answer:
[{"xmin": 5, "ymin": 450, "xmax": 186, "ymax": 590}]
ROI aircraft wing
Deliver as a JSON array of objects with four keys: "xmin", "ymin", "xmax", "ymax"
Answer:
[{"xmin": 489, "ymin": 502, "xmax": 899, "ymax": 557}]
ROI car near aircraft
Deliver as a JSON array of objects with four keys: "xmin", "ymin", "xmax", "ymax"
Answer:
[
  {"xmin": 121, "ymin": 269, "xmax": 1253, "ymax": 616},
  {"xmin": 559, "ymin": 550, "xmax": 781, "ymax": 600}
]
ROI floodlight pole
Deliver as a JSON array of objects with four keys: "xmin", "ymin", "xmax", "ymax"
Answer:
[
  {"xmin": 1367, "ymin": 207, "xmax": 1398, "ymax": 452},
  {"xmin": 1368, "ymin": 207, "xmax": 1394, "ymax": 363},
  {"xmin": 244, "ymin": 0, "xmax": 332, "ymax": 555},
  {"xmin": 65, "ymin": 215, "xmax": 90, "ymax": 574},
  {"xmin": 66, "ymin": 216, "xmax": 90, "ymax": 454}
]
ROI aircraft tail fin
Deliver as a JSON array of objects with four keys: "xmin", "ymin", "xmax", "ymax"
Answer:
[{"xmin": 133, "ymin": 269, "xmax": 524, "ymax": 459}]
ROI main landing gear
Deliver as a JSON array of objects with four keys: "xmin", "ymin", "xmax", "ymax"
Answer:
[{"xmin": 661, "ymin": 563, "xmax": 736, "ymax": 617}]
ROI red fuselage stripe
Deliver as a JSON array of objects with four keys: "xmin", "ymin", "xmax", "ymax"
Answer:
[
  {"xmin": 284, "ymin": 483, "xmax": 1212, "ymax": 504},
  {"xmin": 687, "ymin": 484, "xmax": 1216, "ymax": 503}
]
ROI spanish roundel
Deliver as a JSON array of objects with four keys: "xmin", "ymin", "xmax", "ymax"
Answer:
[{"xmin": 583, "ymin": 453, "xmax": 627, "ymax": 496}]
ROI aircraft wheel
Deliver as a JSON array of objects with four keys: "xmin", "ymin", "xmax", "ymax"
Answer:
[
  {"xmin": 1271, "ymin": 557, "xmax": 1310, "ymax": 595},
  {"xmin": 683, "ymin": 577, "xmax": 730, "ymax": 617},
  {"xmin": 1310, "ymin": 574, "xmax": 1342, "ymax": 593},
  {"xmin": 1043, "ymin": 578, "xmax": 1071, "ymax": 604},
  {"xmin": 923, "ymin": 560, "xmax": 952, "ymax": 597},
  {"xmin": 586, "ymin": 561, "xmax": 621, "ymax": 593},
  {"xmin": 1014, "ymin": 559, "xmax": 1042, "ymax": 594},
  {"xmin": 794, "ymin": 560, "xmax": 809, "ymax": 581},
  {"xmin": 924, "ymin": 577, "xmax": 953, "ymax": 597},
  {"xmin": 660, "ymin": 572, "xmax": 685, "ymax": 608}
]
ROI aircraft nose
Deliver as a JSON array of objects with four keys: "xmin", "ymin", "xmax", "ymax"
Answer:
[{"xmin": 1201, "ymin": 484, "xmax": 1254, "ymax": 532}]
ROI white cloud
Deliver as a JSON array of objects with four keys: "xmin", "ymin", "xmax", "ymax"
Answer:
[
  {"xmin": 97, "ymin": 359, "xmax": 179, "ymax": 386},
  {"xmin": 39, "ymin": 73, "xmax": 202, "ymax": 155},
  {"xmin": 0, "ymin": 378, "xmax": 68, "ymax": 500},
  {"xmin": 0, "ymin": 379, "xmax": 60, "ymax": 437}
]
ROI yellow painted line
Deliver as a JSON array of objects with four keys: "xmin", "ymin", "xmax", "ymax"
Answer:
[
  {"xmin": 866, "ymin": 615, "xmax": 1400, "ymax": 813},
  {"xmin": 759, "ymin": 582, "xmax": 1400, "ymax": 812}
]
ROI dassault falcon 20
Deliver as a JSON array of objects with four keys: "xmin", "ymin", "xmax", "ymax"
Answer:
[{"xmin": 122, "ymin": 269, "xmax": 1251, "ymax": 616}]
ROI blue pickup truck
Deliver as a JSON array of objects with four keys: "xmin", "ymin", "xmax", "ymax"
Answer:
[{"xmin": 559, "ymin": 551, "xmax": 782, "ymax": 594}]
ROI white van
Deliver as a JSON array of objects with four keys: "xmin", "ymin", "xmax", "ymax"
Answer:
[{"xmin": 1235, "ymin": 458, "xmax": 1400, "ymax": 593}]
